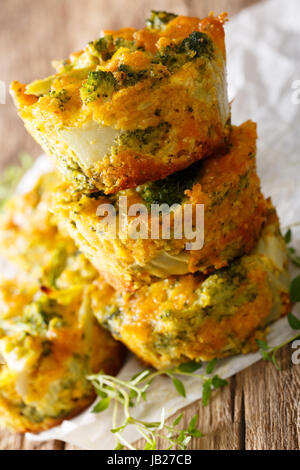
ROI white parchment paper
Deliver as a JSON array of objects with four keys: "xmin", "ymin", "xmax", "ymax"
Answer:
[{"xmin": 24, "ymin": 0, "xmax": 300, "ymax": 449}]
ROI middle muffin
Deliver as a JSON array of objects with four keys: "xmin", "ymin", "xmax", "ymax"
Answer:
[{"xmin": 53, "ymin": 121, "xmax": 268, "ymax": 291}]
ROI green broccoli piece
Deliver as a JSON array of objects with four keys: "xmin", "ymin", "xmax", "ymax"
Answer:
[
  {"xmin": 117, "ymin": 64, "xmax": 148, "ymax": 87},
  {"xmin": 114, "ymin": 37, "xmax": 137, "ymax": 51},
  {"xmin": 153, "ymin": 31, "xmax": 214, "ymax": 72},
  {"xmin": 89, "ymin": 35, "xmax": 115, "ymax": 61},
  {"xmin": 49, "ymin": 89, "xmax": 71, "ymax": 110},
  {"xmin": 80, "ymin": 70, "xmax": 117, "ymax": 104},
  {"xmin": 116, "ymin": 64, "xmax": 169, "ymax": 89},
  {"xmin": 146, "ymin": 10, "xmax": 178, "ymax": 30},
  {"xmin": 179, "ymin": 31, "xmax": 214, "ymax": 59},
  {"xmin": 89, "ymin": 35, "xmax": 139, "ymax": 62},
  {"xmin": 114, "ymin": 121, "xmax": 171, "ymax": 155},
  {"xmin": 137, "ymin": 163, "xmax": 199, "ymax": 207},
  {"xmin": 153, "ymin": 46, "xmax": 186, "ymax": 71},
  {"xmin": 23, "ymin": 297, "xmax": 63, "ymax": 336}
]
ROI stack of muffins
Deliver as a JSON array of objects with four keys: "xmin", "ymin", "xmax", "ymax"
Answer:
[{"xmin": 2, "ymin": 11, "xmax": 290, "ymax": 431}]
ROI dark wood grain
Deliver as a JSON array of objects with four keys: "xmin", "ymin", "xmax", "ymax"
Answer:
[{"xmin": 1, "ymin": 0, "xmax": 299, "ymax": 451}]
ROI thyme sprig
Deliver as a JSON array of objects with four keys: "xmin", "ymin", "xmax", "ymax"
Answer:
[
  {"xmin": 88, "ymin": 360, "xmax": 227, "ymax": 450},
  {"xmin": 256, "ymin": 226, "xmax": 300, "ymax": 367},
  {"xmin": 256, "ymin": 312, "xmax": 300, "ymax": 369}
]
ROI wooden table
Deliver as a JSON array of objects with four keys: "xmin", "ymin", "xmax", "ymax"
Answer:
[{"xmin": 0, "ymin": 0, "xmax": 299, "ymax": 451}]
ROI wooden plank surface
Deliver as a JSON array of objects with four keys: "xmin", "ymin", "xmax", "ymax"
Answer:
[{"xmin": 0, "ymin": 0, "xmax": 299, "ymax": 451}]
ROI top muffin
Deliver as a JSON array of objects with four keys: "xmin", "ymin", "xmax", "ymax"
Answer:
[{"xmin": 11, "ymin": 11, "xmax": 230, "ymax": 194}]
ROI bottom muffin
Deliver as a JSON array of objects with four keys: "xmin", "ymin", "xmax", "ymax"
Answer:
[
  {"xmin": 92, "ymin": 201, "xmax": 290, "ymax": 369},
  {"xmin": 0, "ymin": 271, "xmax": 125, "ymax": 433}
]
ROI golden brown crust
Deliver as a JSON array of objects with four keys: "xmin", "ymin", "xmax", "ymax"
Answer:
[{"xmin": 89, "ymin": 138, "xmax": 226, "ymax": 194}]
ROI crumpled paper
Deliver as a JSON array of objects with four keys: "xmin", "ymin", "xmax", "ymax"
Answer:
[{"xmin": 23, "ymin": 0, "xmax": 300, "ymax": 449}]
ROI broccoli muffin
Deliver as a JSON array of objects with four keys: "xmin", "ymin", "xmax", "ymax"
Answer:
[
  {"xmin": 92, "ymin": 203, "xmax": 290, "ymax": 369},
  {"xmin": 10, "ymin": 11, "xmax": 230, "ymax": 194},
  {"xmin": 0, "ymin": 268, "xmax": 124, "ymax": 433},
  {"xmin": 0, "ymin": 171, "xmax": 67, "ymax": 281},
  {"xmin": 52, "ymin": 121, "xmax": 268, "ymax": 291},
  {"xmin": 0, "ymin": 175, "xmax": 125, "ymax": 433}
]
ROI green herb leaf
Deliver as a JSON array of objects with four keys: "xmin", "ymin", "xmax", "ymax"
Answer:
[
  {"xmin": 187, "ymin": 414, "xmax": 198, "ymax": 433},
  {"xmin": 282, "ymin": 225, "xmax": 300, "ymax": 265},
  {"xmin": 172, "ymin": 377, "xmax": 186, "ymax": 397},
  {"xmin": 92, "ymin": 397, "xmax": 110, "ymax": 413},
  {"xmin": 288, "ymin": 312, "xmax": 300, "ymax": 330},
  {"xmin": 190, "ymin": 429, "xmax": 203, "ymax": 438},
  {"xmin": 205, "ymin": 358, "xmax": 217, "ymax": 374},
  {"xmin": 129, "ymin": 389, "xmax": 138, "ymax": 399},
  {"xmin": 290, "ymin": 275, "xmax": 300, "ymax": 303},
  {"xmin": 284, "ymin": 228, "xmax": 292, "ymax": 243},
  {"xmin": 95, "ymin": 389, "xmax": 108, "ymax": 398},
  {"xmin": 256, "ymin": 339, "xmax": 269, "ymax": 351},
  {"xmin": 173, "ymin": 412, "xmax": 184, "ymax": 426},
  {"xmin": 178, "ymin": 360, "xmax": 202, "ymax": 373},
  {"xmin": 202, "ymin": 380, "xmax": 212, "ymax": 406},
  {"xmin": 115, "ymin": 441, "xmax": 125, "ymax": 450},
  {"xmin": 256, "ymin": 339, "xmax": 272, "ymax": 362},
  {"xmin": 144, "ymin": 441, "xmax": 156, "ymax": 450},
  {"xmin": 130, "ymin": 370, "xmax": 151, "ymax": 382},
  {"xmin": 212, "ymin": 375, "xmax": 228, "ymax": 389}
]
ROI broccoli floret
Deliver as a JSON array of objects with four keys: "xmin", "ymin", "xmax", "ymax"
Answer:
[
  {"xmin": 137, "ymin": 163, "xmax": 199, "ymax": 207},
  {"xmin": 80, "ymin": 70, "xmax": 117, "ymax": 104},
  {"xmin": 179, "ymin": 31, "xmax": 214, "ymax": 59},
  {"xmin": 116, "ymin": 64, "xmax": 169, "ymax": 89},
  {"xmin": 23, "ymin": 297, "xmax": 63, "ymax": 336},
  {"xmin": 153, "ymin": 31, "xmax": 214, "ymax": 72},
  {"xmin": 117, "ymin": 64, "xmax": 148, "ymax": 87},
  {"xmin": 114, "ymin": 37, "xmax": 137, "ymax": 51},
  {"xmin": 88, "ymin": 35, "xmax": 139, "ymax": 62},
  {"xmin": 153, "ymin": 46, "xmax": 186, "ymax": 71},
  {"xmin": 146, "ymin": 10, "xmax": 178, "ymax": 30},
  {"xmin": 114, "ymin": 121, "xmax": 171, "ymax": 155},
  {"xmin": 89, "ymin": 35, "xmax": 115, "ymax": 61},
  {"xmin": 49, "ymin": 89, "xmax": 71, "ymax": 110}
]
